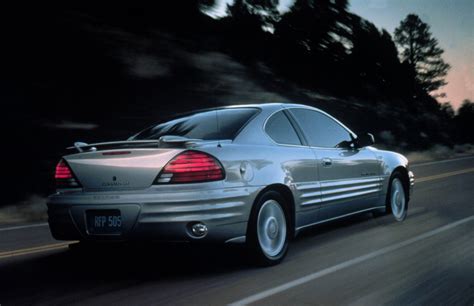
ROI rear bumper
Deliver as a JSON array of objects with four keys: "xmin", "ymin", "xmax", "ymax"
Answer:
[{"xmin": 47, "ymin": 186, "xmax": 260, "ymax": 244}]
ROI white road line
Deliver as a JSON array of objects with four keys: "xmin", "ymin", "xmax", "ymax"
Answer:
[
  {"xmin": 411, "ymin": 155, "xmax": 474, "ymax": 167},
  {"xmin": 229, "ymin": 215, "xmax": 474, "ymax": 306},
  {"xmin": 0, "ymin": 223, "xmax": 48, "ymax": 232},
  {"xmin": 416, "ymin": 167, "xmax": 474, "ymax": 183}
]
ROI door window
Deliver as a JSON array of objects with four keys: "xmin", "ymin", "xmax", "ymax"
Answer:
[{"xmin": 289, "ymin": 108, "xmax": 352, "ymax": 148}]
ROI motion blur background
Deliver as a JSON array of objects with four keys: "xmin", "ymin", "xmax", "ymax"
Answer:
[{"xmin": 1, "ymin": 1, "xmax": 473, "ymax": 218}]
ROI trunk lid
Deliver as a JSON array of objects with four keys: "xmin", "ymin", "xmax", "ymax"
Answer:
[{"xmin": 64, "ymin": 148, "xmax": 183, "ymax": 191}]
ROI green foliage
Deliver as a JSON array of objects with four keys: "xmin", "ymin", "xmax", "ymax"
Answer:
[{"xmin": 394, "ymin": 14, "xmax": 450, "ymax": 93}]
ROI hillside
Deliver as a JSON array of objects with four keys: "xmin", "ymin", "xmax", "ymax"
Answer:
[{"xmin": 1, "ymin": 3, "xmax": 472, "ymax": 205}]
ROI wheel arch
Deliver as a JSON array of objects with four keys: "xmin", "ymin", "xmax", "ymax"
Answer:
[
  {"xmin": 250, "ymin": 184, "xmax": 296, "ymax": 238},
  {"xmin": 390, "ymin": 166, "xmax": 410, "ymax": 201}
]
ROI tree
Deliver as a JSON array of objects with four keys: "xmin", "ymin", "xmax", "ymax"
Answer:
[
  {"xmin": 272, "ymin": 0, "xmax": 351, "ymax": 85},
  {"xmin": 221, "ymin": 0, "xmax": 279, "ymax": 61},
  {"xmin": 394, "ymin": 14, "xmax": 450, "ymax": 93},
  {"xmin": 227, "ymin": 0, "xmax": 279, "ymax": 31},
  {"xmin": 454, "ymin": 99, "xmax": 474, "ymax": 143},
  {"xmin": 440, "ymin": 102, "xmax": 455, "ymax": 119},
  {"xmin": 275, "ymin": 0, "xmax": 350, "ymax": 54},
  {"xmin": 347, "ymin": 15, "xmax": 403, "ymax": 95}
]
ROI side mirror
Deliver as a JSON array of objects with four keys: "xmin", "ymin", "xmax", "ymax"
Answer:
[{"xmin": 356, "ymin": 133, "xmax": 375, "ymax": 148}]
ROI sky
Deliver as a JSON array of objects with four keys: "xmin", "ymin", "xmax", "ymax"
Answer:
[
  {"xmin": 350, "ymin": 0, "xmax": 473, "ymax": 109},
  {"xmin": 211, "ymin": 0, "xmax": 473, "ymax": 109}
]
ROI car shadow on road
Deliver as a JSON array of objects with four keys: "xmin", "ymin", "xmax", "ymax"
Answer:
[
  {"xmin": 295, "ymin": 211, "xmax": 386, "ymax": 241},
  {"xmin": 0, "ymin": 212, "xmax": 397, "ymax": 303},
  {"xmin": 0, "ymin": 242, "xmax": 251, "ymax": 303}
]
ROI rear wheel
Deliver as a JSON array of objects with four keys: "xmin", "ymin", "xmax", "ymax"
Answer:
[
  {"xmin": 247, "ymin": 191, "xmax": 290, "ymax": 266},
  {"xmin": 387, "ymin": 173, "xmax": 408, "ymax": 221}
]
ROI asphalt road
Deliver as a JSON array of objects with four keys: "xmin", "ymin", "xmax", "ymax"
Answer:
[{"xmin": 0, "ymin": 156, "xmax": 473, "ymax": 305}]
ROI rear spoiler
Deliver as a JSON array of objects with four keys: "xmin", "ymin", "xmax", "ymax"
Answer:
[{"xmin": 67, "ymin": 136, "xmax": 205, "ymax": 153}]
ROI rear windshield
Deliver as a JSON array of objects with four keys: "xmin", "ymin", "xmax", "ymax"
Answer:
[{"xmin": 131, "ymin": 108, "xmax": 259, "ymax": 140}]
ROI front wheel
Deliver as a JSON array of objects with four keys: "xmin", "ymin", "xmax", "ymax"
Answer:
[
  {"xmin": 388, "ymin": 173, "xmax": 408, "ymax": 221},
  {"xmin": 247, "ymin": 191, "xmax": 290, "ymax": 266}
]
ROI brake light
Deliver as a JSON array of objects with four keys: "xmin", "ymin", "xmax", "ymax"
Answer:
[
  {"xmin": 55, "ymin": 159, "xmax": 80, "ymax": 188},
  {"xmin": 155, "ymin": 151, "xmax": 225, "ymax": 184}
]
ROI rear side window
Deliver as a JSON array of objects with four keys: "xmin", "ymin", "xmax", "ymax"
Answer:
[
  {"xmin": 132, "ymin": 108, "xmax": 259, "ymax": 140},
  {"xmin": 265, "ymin": 111, "xmax": 302, "ymax": 145},
  {"xmin": 290, "ymin": 108, "xmax": 352, "ymax": 148}
]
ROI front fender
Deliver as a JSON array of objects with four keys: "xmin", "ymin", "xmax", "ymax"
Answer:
[{"xmin": 372, "ymin": 148, "xmax": 412, "ymax": 199}]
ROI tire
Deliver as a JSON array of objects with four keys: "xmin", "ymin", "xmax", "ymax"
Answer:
[
  {"xmin": 387, "ymin": 172, "xmax": 408, "ymax": 221},
  {"xmin": 247, "ymin": 190, "xmax": 290, "ymax": 266}
]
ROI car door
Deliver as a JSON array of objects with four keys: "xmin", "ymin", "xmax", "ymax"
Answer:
[
  {"xmin": 287, "ymin": 108, "xmax": 383, "ymax": 219},
  {"xmin": 264, "ymin": 110, "xmax": 322, "ymax": 227}
]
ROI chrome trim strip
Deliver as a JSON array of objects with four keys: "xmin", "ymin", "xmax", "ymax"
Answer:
[
  {"xmin": 320, "ymin": 177, "xmax": 383, "ymax": 188},
  {"xmin": 301, "ymin": 188, "xmax": 379, "ymax": 206},
  {"xmin": 298, "ymin": 178, "xmax": 383, "ymax": 206},
  {"xmin": 154, "ymin": 201, "xmax": 245, "ymax": 213},
  {"xmin": 300, "ymin": 191, "xmax": 321, "ymax": 198},
  {"xmin": 321, "ymin": 183, "xmax": 381, "ymax": 196},
  {"xmin": 296, "ymin": 183, "xmax": 321, "ymax": 191},
  {"xmin": 296, "ymin": 206, "xmax": 386, "ymax": 231},
  {"xmin": 297, "ymin": 178, "xmax": 382, "ymax": 193},
  {"xmin": 301, "ymin": 198, "xmax": 324, "ymax": 206},
  {"xmin": 321, "ymin": 188, "xmax": 379, "ymax": 203},
  {"xmin": 139, "ymin": 212, "xmax": 241, "ymax": 222},
  {"xmin": 225, "ymin": 235, "xmax": 246, "ymax": 244}
]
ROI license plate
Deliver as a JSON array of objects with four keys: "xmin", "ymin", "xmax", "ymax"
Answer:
[{"xmin": 86, "ymin": 210, "xmax": 122, "ymax": 235}]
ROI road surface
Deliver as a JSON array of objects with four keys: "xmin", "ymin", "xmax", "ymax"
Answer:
[{"xmin": 0, "ymin": 156, "xmax": 473, "ymax": 305}]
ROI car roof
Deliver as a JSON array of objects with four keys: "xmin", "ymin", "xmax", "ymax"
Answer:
[
  {"xmin": 231, "ymin": 102, "xmax": 358, "ymax": 144},
  {"xmin": 179, "ymin": 103, "xmax": 315, "ymax": 113},
  {"xmin": 221, "ymin": 102, "xmax": 313, "ymax": 111}
]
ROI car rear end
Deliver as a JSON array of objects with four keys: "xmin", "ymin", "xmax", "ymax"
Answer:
[
  {"xmin": 48, "ymin": 146, "xmax": 259, "ymax": 243},
  {"xmin": 47, "ymin": 107, "xmax": 262, "ymax": 244}
]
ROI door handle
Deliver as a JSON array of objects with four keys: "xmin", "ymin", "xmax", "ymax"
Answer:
[{"xmin": 322, "ymin": 158, "xmax": 332, "ymax": 167}]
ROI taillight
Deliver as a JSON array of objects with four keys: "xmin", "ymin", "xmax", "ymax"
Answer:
[
  {"xmin": 155, "ymin": 151, "xmax": 225, "ymax": 184},
  {"xmin": 55, "ymin": 159, "xmax": 81, "ymax": 188}
]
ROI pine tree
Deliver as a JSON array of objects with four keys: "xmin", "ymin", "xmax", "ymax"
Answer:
[{"xmin": 394, "ymin": 14, "xmax": 450, "ymax": 93}]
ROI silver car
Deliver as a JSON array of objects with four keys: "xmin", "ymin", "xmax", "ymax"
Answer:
[{"xmin": 48, "ymin": 103, "xmax": 414, "ymax": 265}]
